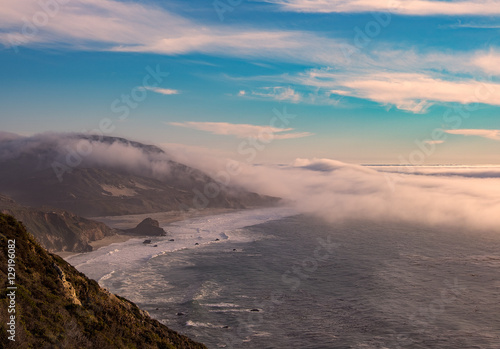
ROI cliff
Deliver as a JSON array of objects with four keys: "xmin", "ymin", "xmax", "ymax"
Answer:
[
  {"xmin": 0, "ymin": 213, "xmax": 207, "ymax": 348},
  {"xmin": 0, "ymin": 195, "xmax": 115, "ymax": 253}
]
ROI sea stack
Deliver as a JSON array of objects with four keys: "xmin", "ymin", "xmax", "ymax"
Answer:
[{"xmin": 124, "ymin": 218, "xmax": 167, "ymax": 236}]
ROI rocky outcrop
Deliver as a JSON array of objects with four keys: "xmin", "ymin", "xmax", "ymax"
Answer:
[
  {"xmin": 0, "ymin": 213, "xmax": 207, "ymax": 349},
  {"xmin": 124, "ymin": 218, "xmax": 167, "ymax": 236},
  {"xmin": 0, "ymin": 194, "xmax": 115, "ymax": 252}
]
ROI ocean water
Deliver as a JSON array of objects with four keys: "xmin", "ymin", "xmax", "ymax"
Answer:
[{"xmin": 67, "ymin": 209, "xmax": 500, "ymax": 348}]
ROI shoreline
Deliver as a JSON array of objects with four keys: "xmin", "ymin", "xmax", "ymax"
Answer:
[{"xmin": 54, "ymin": 207, "xmax": 254, "ymax": 259}]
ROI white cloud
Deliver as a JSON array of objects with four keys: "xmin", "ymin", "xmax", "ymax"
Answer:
[
  {"xmin": 171, "ymin": 151, "xmax": 500, "ymax": 232},
  {"xmin": 142, "ymin": 86, "xmax": 180, "ymax": 95},
  {"xmin": 168, "ymin": 121, "xmax": 314, "ymax": 139},
  {"xmin": 2, "ymin": 0, "xmax": 500, "ymax": 115},
  {"xmin": 262, "ymin": 0, "xmax": 500, "ymax": 15},
  {"xmin": 291, "ymin": 70, "xmax": 500, "ymax": 113},
  {"xmin": 446, "ymin": 22, "xmax": 500, "ymax": 29},
  {"xmin": 424, "ymin": 140, "xmax": 445, "ymax": 145},
  {"xmin": 251, "ymin": 86, "xmax": 302, "ymax": 103},
  {"xmin": 0, "ymin": 0, "xmax": 348, "ymax": 65},
  {"xmin": 473, "ymin": 51, "xmax": 500, "ymax": 76},
  {"xmin": 445, "ymin": 129, "xmax": 500, "ymax": 141}
]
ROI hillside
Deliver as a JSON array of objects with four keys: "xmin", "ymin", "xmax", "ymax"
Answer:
[
  {"xmin": 0, "ymin": 134, "xmax": 279, "ymax": 217},
  {"xmin": 0, "ymin": 213, "xmax": 207, "ymax": 348},
  {"xmin": 0, "ymin": 195, "xmax": 115, "ymax": 253}
]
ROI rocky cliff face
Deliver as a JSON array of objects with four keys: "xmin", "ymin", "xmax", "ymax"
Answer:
[
  {"xmin": 0, "ymin": 195, "xmax": 115, "ymax": 252},
  {"xmin": 0, "ymin": 213, "xmax": 207, "ymax": 349}
]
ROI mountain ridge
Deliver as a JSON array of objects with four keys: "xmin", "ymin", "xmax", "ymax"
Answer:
[{"xmin": 0, "ymin": 133, "xmax": 280, "ymax": 217}]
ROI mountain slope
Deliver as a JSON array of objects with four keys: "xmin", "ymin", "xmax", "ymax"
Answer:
[
  {"xmin": 0, "ymin": 195, "xmax": 115, "ymax": 252},
  {"xmin": 0, "ymin": 134, "xmax": 279, "ymax": 216},
  {"xmin": 0, "ymin": 213, "xmax": 207, "ymax": 348}
]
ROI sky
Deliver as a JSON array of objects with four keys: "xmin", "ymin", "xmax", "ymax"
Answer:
[{"xmin": 1, "ymin": 0, "xmax": 500, "ymax": 164}]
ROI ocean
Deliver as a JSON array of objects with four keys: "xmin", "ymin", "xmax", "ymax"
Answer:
[{"xmin": 66, "ymin": 208, "xmax": 500, "ymax": 348}]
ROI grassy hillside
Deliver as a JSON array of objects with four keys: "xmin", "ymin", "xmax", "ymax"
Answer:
[{"xmin": 0, "ymin": 213, "xmax": 207, "ymax": 348}]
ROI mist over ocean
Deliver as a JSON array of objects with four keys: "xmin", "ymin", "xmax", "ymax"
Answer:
[{"xmin": 68, "ymin": 208, "xmax": 500, "ymax": 348}]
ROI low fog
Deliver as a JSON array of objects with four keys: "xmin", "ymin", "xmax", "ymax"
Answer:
[
  {"xmin": 164, "ymin": 144, "xmax": 500, "ymax": 233},
  {"xmin": 0, "ymin": 132, "xmax": 174, "ymax": 180},
  {"xmin": 2, "ymin": 132, "xmax": 500, "ymax": 233}
]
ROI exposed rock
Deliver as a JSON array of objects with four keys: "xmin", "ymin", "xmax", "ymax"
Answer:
[{"xmin": 53, "ymin": 263, "xmax": 81, "ymax": 306}]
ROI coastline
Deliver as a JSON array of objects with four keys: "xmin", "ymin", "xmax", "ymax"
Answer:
[
  {"xmin": 62, "ymin": 206, "xmax": 297, "ymax": 283},
  {"xmin": 54, "ymin": 207, "xmax": 269, "ymax": 259}
]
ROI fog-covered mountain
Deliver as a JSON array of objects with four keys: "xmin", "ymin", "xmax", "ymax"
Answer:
[{"xmin": 0, "ymin": 133, "xmax": 279, "ymax": 217}]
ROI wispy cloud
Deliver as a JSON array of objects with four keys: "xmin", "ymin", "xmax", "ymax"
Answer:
[
  {"xmin": 287, "ymin": 70, "xmax": 500, "ymax": 113},
  {"xmin": 251, "ymin": 86, "xmax": 302, "ymax": 103},
  {"xmin": 0, "ymin": 0, "xmax": 346, "ymax": 65},
  {"xmin": 261, "ymin": 0, "xmax": 500, "ymax": 15},
  {"xmin": 3, "ymin": 0, "xmax": 500, "ymax": 116},
  {"xmin": 473, "ymin": 51, "xmax": 500, "ymax": 76},
  {"xmin": 142, "ymin": 86, "xmax": 180, "ymax": 95},
  {"xmin": 424, "ymin": 140, "xmax": 445, "ymax": 145},
  {"xmin": 445, "ymin": 21, "xmax": 500, "ymax": 29},
  {"xmin": 168, "ymin": 121, "xmax": 314, "ymax": 139},
  {"xmin": 445, "ymin": 129, "xmax": 500, "ymax": 141}
]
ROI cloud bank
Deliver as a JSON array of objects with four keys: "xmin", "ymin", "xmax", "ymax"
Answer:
[
  {"xmin": 0, "ymin": 133, "xmax": 175, "ymax": 180},
  {"xmin": 2, "ymin": 132, "xmax": 500, "ymax": 233},
  {"xmin": 165, "ymin": 148, "xmax": 500, "ymax": 233}
]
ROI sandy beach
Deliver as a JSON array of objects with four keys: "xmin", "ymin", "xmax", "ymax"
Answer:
[{"xmin": 54, "ymin": 207, "xmax": 244, "ymax": 259}]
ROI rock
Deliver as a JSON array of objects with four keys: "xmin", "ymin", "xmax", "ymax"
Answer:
[
  {"xmin": 169, "ymin": 239, "xmax": 175, "ymax": 241},
  {"xmin": 215, "ymin": 238, "xmax": 220, "ymax": 241},
  {"xmin": 250, "ymin": 309, "xmax": 260, "ymax": 312},
  {"xmin": 176, "ymin": 312, "xmax": 185, "ymax": 316},
  {"xmin": 143, "ymin": 239, "xmax": 152, "ymax": 244},
  {"xmin": 195, "ymin": 243, "xmax": 199, "ymax": 246},
  {"xmin": 125, "ymin": 218, "xmax": 167, "ymax": 236}
]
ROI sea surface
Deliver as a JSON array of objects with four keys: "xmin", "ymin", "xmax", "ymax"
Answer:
[{"xmin": 67, "ymin": 208, "xmax": 500, "ymax": 348}]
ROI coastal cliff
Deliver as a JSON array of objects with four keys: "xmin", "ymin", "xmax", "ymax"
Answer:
[
  {"xmin": 0, "ymin": 195, "xmax": 115, "ymax": 253},
  {"xmin": 0, "ymin": 213, "xmax": 207, "ymax": 348}
]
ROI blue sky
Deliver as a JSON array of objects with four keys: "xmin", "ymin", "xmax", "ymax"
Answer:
[{"xmin": 1, "ymin": 0, "xmax": 500, "ymax": 164}]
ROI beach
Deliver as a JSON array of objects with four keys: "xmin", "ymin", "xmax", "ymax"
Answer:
[{"xmin": 54, "ymin": 207, "xmax": 247, "ymax": 258}]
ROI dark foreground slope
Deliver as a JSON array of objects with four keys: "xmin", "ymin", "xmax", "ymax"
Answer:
[
  {"xmin": 0, "ymin": 195, "xmax": 115, "ymax": 253},
  {"xmin": 0, "ymin": 214, "xmax": 207, "ymax": 349}
]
